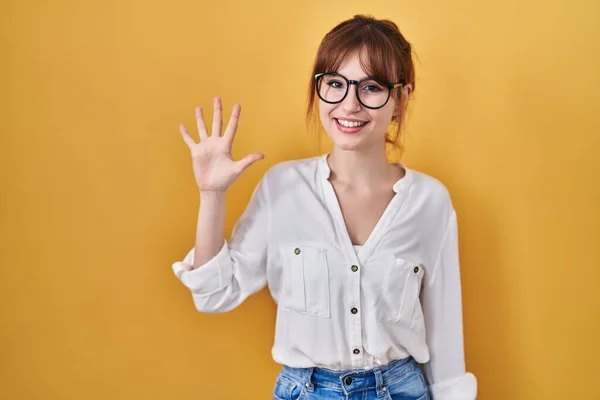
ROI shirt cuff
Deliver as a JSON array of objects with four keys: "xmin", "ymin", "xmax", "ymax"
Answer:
[
  {"xmin": 429, "ymin": 372, "xmax": 477, "ymax": 400},
  {"xmin": 171, "ymin": 241, "xmax": 233, "ymax": 295}
]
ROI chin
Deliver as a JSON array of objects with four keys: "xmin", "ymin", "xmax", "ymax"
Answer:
[
  {"xmin": 335, "ymin": 141, "xmax": 362, "ymax": 151},
  {"xmin": 328, "ymin": 133, "xmax": 364, "ymax": 151}
]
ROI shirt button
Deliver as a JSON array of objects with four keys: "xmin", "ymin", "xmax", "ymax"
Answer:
[
  {"xmin": 344, "ymin": 376, "xmax": 353, "ymax": 385},
  {"xmin": 351, "ymin": 265, "xmax": 358, "ymax": 272},
  {"xmin": 351, "ymin": 307, "xmax": 358, "ymax": 314},
  {"xmin": 414, "ymin": 266, "xmax": 419, "ymax": 273},
  {"xmin": 353, "ymin": 348, "xmax": 360, "ymax": 355},
  {"xmin": 294, "ymin": 248, "xmax": 301, "ymax": 255}
]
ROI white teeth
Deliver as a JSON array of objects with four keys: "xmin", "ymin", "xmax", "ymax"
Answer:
[{"xmin": 337, "ymin": 119, "xmax": 366, "ymax": 128}]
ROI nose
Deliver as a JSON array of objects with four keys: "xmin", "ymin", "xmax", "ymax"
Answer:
[{"xmin": 340, "ymin": 84, "xmax": 362, "ymax": 114}]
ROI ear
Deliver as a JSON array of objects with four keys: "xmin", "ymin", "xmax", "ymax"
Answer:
[{"xmin": 392, "ymin": 84, "xmax": 413, "ymax": 118}]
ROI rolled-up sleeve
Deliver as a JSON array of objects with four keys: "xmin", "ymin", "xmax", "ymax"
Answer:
[
  {"xmin": 420, "ymin": 211, "xmax": 477, "ymax": 400},
  {"xmin": 171, "ymin": 173, "xmax": 271, "ymax": 313}
]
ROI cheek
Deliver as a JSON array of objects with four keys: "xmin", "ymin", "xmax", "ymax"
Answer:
[
  {"xmin": 372, "ymin": 106, "xmax": 395, "ymax": 127},
  {"xmin": 318, "ymin": 102, "xmax": 335, "ymax": 125},
  {"xmin": 375, "ymin": 112, "xmax": 393, "ymax": 126},
  {"xmin": 366, "ymin": 110, "xmax": 396, "ymax": 139}
]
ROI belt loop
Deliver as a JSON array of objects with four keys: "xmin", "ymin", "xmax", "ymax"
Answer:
[
  {"xmin": 374, "ymin": 368, "xmax": 386, "ymax": 398},
  {"xmin": 303, "ymin": 367, "xmax": 315, "ymax": 392}
]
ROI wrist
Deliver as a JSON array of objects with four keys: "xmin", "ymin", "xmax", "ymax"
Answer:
[{"xmin": 199, "ymin": 190, "xmax": 226, "ymax": 202}]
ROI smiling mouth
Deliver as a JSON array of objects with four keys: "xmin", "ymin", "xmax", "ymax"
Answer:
[{"xmin": 334, "ymin": 118, "xmax": 368, "ymax": 128}]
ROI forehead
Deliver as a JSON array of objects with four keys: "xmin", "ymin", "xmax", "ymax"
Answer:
[{"xmin": 335, "ymin": 54, "xmax": 370, "ymax": 79}]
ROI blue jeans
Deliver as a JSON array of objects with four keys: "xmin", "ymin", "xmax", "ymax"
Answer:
[{"xmin": 273, "ymin": 357, "xmax": 431, "ymax": 400}]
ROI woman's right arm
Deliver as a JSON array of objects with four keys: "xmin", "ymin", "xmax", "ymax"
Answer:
[
  {"xmin": 193, "ymin": 191, "xmax": 226, "ymax": 270},
  {"xmin": 172, "ymin": 97, "xmax": 268, "ymax": 313}
]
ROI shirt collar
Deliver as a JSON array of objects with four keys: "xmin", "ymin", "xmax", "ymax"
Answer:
[{"xmin": 318, "ymin": 153, "xmax": 413, "ymax": 194}]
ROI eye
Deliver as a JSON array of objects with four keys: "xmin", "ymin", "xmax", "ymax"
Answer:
[
  {"xmin": 327, "ymin": 79, "xmax": 345, "ymax": 89},
  {"xmin": 362, "ymin": 83, "xmax": 384, "ymax": 92},
  {"xmin": 359, "ymin": 78, "xmax": 388, "ymax": 93}
]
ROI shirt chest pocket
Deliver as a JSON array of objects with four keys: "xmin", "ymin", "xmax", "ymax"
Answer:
[
  {"xmin": 279, "ymin": 245, "xmax": 330, "ymax": 318},
  {"xmin": 375, "ymin": 255, "xmax": 426, "ymax": 331}
]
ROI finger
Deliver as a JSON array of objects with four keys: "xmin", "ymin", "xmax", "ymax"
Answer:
[
  {"xmin": 211, "ymin": 97, "xmax": 223, "ymax": 137},
  {"xmin": 223, "ymin": 104, "xmax": 241, "ymax": 143},
  {"xmin": 195, "ymin": 106, "xmax": 208, "ymax": 141},
  {"xmin": 234, "ymin": 153, "xmax": 265, "ymax": 174},
  {"xmin": 179, "ymin": 124, "xmax": 196, "ymax": 149}
]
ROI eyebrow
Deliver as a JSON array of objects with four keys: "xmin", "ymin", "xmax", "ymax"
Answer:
[{"xmin": 334, "ymin": 72, "xmax": 375, "ymax": 80}]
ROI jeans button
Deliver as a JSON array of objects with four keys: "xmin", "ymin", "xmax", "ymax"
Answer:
[{"xmin": 344, "ymin": 376, "xmax": 353, "ymax": 385}]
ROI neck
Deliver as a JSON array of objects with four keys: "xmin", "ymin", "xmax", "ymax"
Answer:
[{"xmin": 326, "ymin": 144, "xmax": 403, "ymax": 189}]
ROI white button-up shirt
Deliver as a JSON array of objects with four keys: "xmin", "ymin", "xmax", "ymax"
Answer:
[{"xmin": 172, "ymin": 154, "xmax": 477, "ymax": 399}]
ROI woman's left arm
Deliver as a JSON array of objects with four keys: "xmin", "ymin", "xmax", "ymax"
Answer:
[{"xmin": 420, "ymin": 211, "xmax": 478, "ymax": 400}]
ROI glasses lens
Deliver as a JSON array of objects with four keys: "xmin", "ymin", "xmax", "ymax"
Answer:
[
  {"xmin": 317, "ymin": 73, "xmax": 347, "ymax": 103},
  {"xmin": 357, "ymin": 78, "xmax": 390, "ymax": 109}
]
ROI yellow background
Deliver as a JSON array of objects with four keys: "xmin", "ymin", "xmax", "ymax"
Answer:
[{"xmin": 1, "ymin": 0, "xmax": 599, "ymax": 399}]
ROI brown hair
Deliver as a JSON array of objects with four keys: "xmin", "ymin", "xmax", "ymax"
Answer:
[{"xmin": 307, "ymin": 15, "xmax": 416, "ymax": 155}]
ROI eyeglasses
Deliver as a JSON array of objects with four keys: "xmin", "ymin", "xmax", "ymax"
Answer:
[{"xmin": 314, "ymin": 72, "xmax": 404, "ymax": 110}]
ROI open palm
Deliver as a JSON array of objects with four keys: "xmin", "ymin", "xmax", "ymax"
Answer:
[{"xmin": 179, "ymin": 98, "xmax": 264, "ymax": 192}]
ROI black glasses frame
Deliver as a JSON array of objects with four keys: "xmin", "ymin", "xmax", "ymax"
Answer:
[{"xmin": 314, "ymin": 72, "xmax": 404, "ymax": 110}]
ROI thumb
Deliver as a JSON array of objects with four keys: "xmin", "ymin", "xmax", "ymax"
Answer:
[{"xmin": 235, "ymin": 152, "xmax": 265, "ymax": 174}]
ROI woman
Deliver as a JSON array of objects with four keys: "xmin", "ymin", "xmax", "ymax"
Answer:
[{"xmin": 173, "ymin": 15, "xmax": 477, "ymax": 400}]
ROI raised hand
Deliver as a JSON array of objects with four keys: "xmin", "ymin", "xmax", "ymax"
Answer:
[{"xmin": 179, "ymin": 98, "xmax": 264, "ymax": 193}]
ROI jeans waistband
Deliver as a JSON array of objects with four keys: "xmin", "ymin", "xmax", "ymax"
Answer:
[{"xmin": 280, "ymin": 357, "xmax": 419, "ymax": 395}]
